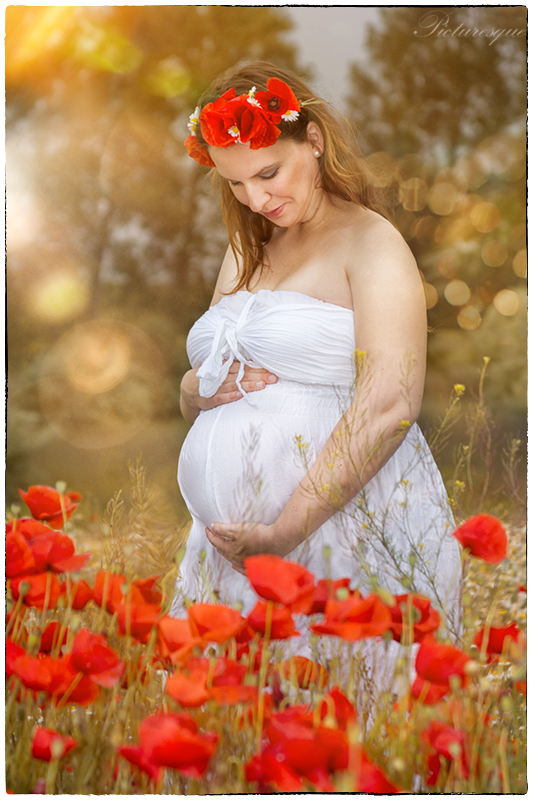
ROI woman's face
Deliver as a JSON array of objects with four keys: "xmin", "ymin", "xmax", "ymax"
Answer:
[{"xmin": 208, "ymin": 133, "xmax": 323, "ymax": 228}]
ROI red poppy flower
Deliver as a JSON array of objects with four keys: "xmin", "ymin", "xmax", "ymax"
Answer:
[
  {"xmin": 67, "ymin": 579, "xmax": 94, "ymax": 610},
  {"xmin": 6, "ymin": 531, "xmax": 37, "ymax": 577},
  {"xmin": 49, "ymin": 654, "xmax": 101, "ymax": 705},
  {"xmin": 247, "ymin": 601, "xmax": 299, "ymax": 639},
  {"xmin": 32, "ymin": 727, "xmax": 77, "ymax": 761},
  {"xmin": 310, "ymin": 594, "xmax": 392, "ymax": 641},
  {"xmin": 255, "ymin": 77, "xmax": 301, "ymax": 124},
  {"xmin": 71, "ymin": 628, "xmax": 125, "ymax": 688},
  {"xmin": 133, "ymin": 576, "xmax": 163, "ymax": 605},
  {"xmin": 245, "ymin": 749, "xmax": 304, "ymax": 793},
  {"xmin": 410, "ymin": 676, "xmax": 450, "ymax": 705},
  {"xmin": 388, "ymin": 594, "xmax": 441, "ymax": 644},
  {"xmin": 18, "ymin": 485, "xmax": 79, "ymax": 529},
  {"xmin": 116, "ymin": 603, "xmax": 162, "ymax": 643},
  {"xmin": 309, "ymin": 578, "xmax": 354, "ymax": 614},
  {"xmin": 474, "ymin": 623, "xmax": 526, "ymax": 661},
  {"xmin": 156, "ymin": 615, "xmax": 203, "ymax": 663},
  {"xmin": 453, "ymin": 514, "xmax": 508, "ymax": 563},
  {"xmin": 117, "ymin": 745, "xmax": 162, "ymax": 784},
  {"xmin": 30, "ymin": 530, "xmax": 90, "ymax": 573},
  {"xmin": 39, "ymin": 621, "xmax": 69, "ymax": 654},
  {"xmin": 187, "ymin": 603, "xmax": 244, "ymax": 643},
  {"xmin": 274, "ymin": 656, "xmax": 329, "ymax": 690},
  {"xmin": 350, "ymin": 746, "xmax": 400, "ymax": 793},
  {"xmin": 319, "ymin": 687, "xmax": 358, "ymax": 730},
  {"xmin": 184, "ymin": 134, "xmax": 215, "ymax": 167},
  {"xmin": 421, "ymin": 720, "xmax": 469, "ymax": 786},
  {"xmin": 6, "ymin": 637, "xmax": 26, "ymax": 676},
  {"xmin": 6, "ymin": 518, "xmax": 55, "ymax": 539},
  {"xmin": 13, "ymin": 652, "xmax": 98, "ymax": 705},
  {"xmin": 265, "ymin": 715, "xmax": 349, "ymax": 777},
  {"xmin": 11, "ymin": 653, "xmax": 57, "ymax": 693},
  {"xmin": 200, "ymin": 90, "xmax": 279, "ymax": 150},
  {"xmin": 244, "ymin": 555, "xmax": 315, "ymax": 613},
  {"xmin": 137, "ymin": 712, "xmax": 217, "ymax": 777},
  {"xmin": 10, "ymin": 572, "xmax": 62, "ymax": 610},
  {"xmin": 93, "ymin": 570, "xmax": 146, "ymax": 614},
  {"xmin": 166, "ymin": 657, "xmax": 257, "ymax": 707},
  {"xmin": 415, "ymin": 635, "xmax": 472, "ymax": 687},
  {"xmin": 165, "ymin": 669, "xmax": 210, "ymax": 707}
]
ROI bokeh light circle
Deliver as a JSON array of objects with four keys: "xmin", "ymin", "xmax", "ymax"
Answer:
[
  {"xmin": 481, "ymin": 240, "xmax": 507, "ymax": 268},
  {"xmin": 470, "ymin": 201, "xmax": 501, "ymax": 233},
  {"xmin": 423, "ymin": 283, "xmax": 438, "ymax": 310},
  {"xmin": 427, "ymin": 182, "xmax": 462, "ymax": 216},
  {"xmin": 457, "ymin": 305, "xmax": 482, "ymax": 330},
  {"xmin": 513, "ymin": 250, "xmax": 527, "ymax": 278},
  {"xmin": 444, "ymin": 280, "xmax": 470, "ymax": 306},
  {"xmin": 399, "ymin": 178, "xmax": 427, "ymax": 212},
  {"xmin": 38, "ymin": 320, "xmax": 166, "ymax": 449},
  {"xmin": 493, "ymin": 289, "xmax": 520, "ymax": 317}
]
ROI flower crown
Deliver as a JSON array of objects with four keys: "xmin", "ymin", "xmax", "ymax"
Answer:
[{"xmin": 184, "ymin": 77, "xmax": 309, "ymax": 167}]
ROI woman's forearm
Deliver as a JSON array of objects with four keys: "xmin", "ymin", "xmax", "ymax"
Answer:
[{"xmin": 271, "ymin": 399, "xmax": 417, "ymax": 556}]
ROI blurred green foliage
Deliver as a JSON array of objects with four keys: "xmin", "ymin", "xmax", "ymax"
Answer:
[{"xmin": 6, "ymin": 7, "xmax": 525, "ymax": 514}]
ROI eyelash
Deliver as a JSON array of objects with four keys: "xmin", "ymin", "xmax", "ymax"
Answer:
[{"xmin": 229, "ymin": 169, "xmax": 278, "ymax": 187}]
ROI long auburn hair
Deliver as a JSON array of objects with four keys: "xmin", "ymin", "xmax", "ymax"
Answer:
[{"xmin": 195, "ymin": 61, "xmax": 390, "ymax": 292}]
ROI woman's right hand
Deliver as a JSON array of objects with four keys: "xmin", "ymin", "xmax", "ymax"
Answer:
[{"xmin": 180, "ymin": 362, "xmax": 278, "ymax": 424}]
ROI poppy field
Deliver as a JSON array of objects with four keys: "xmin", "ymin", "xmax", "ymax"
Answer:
[{"xmin": 6, "ymin": 483, "xmax": 527, "ymax": 794}]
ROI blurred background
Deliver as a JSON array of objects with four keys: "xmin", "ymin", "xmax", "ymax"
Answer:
[{"xmin": 6, "ymin": 7, "xmax": 526, "ymax": 518}]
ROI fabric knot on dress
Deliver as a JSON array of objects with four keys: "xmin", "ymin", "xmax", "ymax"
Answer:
[{"xmin": 196, "ymin": 294, "xmax": 258, "ymax": 399}]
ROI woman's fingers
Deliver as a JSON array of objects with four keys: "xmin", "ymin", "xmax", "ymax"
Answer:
[
  {"xmin": 199, "ymin": 362, "xmax": 278, "ymax": 411},
  {"xmin": 206, "ymin": 526, "xmax": 244, "ymax": 570}
]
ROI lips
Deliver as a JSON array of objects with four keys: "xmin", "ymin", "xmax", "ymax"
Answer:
[{"xmin": 262, "ymin": 204, "xmax": 285, "ymax": 219}]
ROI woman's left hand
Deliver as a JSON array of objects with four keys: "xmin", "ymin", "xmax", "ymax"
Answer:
[{"xmin": 205, "ymin": 522, "xmax": 279, "ymax": 575}]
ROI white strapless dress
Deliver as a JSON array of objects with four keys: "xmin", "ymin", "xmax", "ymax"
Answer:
[{"xmin": 170, "ymin": 290, "xmax": 461, "ymax": 636}]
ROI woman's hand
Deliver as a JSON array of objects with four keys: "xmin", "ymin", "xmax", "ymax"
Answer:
[
  {"xmin": 180, "ymin": 362, "xmax": 278, "ymax": 424},
  {"xmin": 205, "ymin": 521, "xmax": 285, "ymax": 575}
]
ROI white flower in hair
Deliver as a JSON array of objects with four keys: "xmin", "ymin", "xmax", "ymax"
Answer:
[
  {"xmin": 187, "ymin": 106, "xmax": 201, "ymax": 136},
  {"xmin": 228, "ymin": 125, "xmax": 241, "ymax": 141},
  {"xmin": 246, "ymin": 86, "xmax": 261, "ymax": 107},
  {"xmin": 281, "ymin": 109, "xmax": 299, "ymax": 122}
]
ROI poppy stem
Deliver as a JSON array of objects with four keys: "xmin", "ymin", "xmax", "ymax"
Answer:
[
  {"xmin": 6, "ymin": 593, "xmax": 25, "ymax": 639},
  {"xmin": 255, "ymin": 601, "xmax": 273, "ymax": 751}
]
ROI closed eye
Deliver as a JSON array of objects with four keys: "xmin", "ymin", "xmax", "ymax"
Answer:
[{"xmin": 228, "ymin": 169, "xmax": 278, "ymax": 187}]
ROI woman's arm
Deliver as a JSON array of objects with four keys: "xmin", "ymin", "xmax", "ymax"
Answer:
[
  {"xmin": 207, "ymin": 221, "xmax": 428, "ymax": 569},
  {"xmin": 180, "ymin": 363, "xmax": 278, "ymax": 424}
]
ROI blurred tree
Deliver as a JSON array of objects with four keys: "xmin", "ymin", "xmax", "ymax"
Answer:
[
  {"xmin": 6, "ymin": 6, "xmax": 300, "ymax": 315},
  {"xmin": 6, "ymin": 6, "xmax": 303, "ymax": 507},
  {"xmin": 347, "ymin": 7, "xmax": 526, "ymax": 163},
  {"xmin": 345, "ymin": 7, "xmax": 526, "ymax": 449}
]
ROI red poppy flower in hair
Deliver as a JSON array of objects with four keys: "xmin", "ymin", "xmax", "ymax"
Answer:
[{"xmin": 184, "ymin": 78, "xmax": 303, "ymax": 166}]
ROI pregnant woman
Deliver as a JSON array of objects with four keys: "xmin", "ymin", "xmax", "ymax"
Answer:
[{"xmin": 170, "ymin": 62, "xmax": 461, "ymax": 639}]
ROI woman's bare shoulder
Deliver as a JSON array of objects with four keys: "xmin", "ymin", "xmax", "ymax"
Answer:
[
  {"xmin": 210, "ymin": 244, "xmax": 241, "ymax": 305},
  {"xmin": 343, "ymin": 207, "xmax": 418, "ymax": 283}
]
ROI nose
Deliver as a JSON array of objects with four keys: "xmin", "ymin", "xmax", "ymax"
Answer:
[{"xmin": 245, "ymin": 184, "xmax": 271, "ymax": 213}]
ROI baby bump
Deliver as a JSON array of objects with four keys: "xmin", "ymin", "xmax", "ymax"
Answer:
[{"xmin": 178, "ymin": 382, "xmax": 344, "ymax": 526}]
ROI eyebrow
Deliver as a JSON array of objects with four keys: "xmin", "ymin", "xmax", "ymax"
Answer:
[{"xmin": 218, "ymin": 163, "xmax": 280, "ymax": 181}]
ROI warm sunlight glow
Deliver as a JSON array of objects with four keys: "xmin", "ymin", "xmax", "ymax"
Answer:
[
  {"xmin": 512, "ymin": 250, "xmax": 527, "ymax": 278},
  {"xmin": 470, "ymin": 201, "xmax": 501, "ymax": 233},
  {"xmin": 444, "ymin": 280, "xmax": 470, "ymax": 307},
  {"xmin": 31, "ymin": 272, "xmax": 90, "ymax": 323},
  {"xmin": 493, "ymin": 289, "xmax": 520, "ymax": 317}
]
